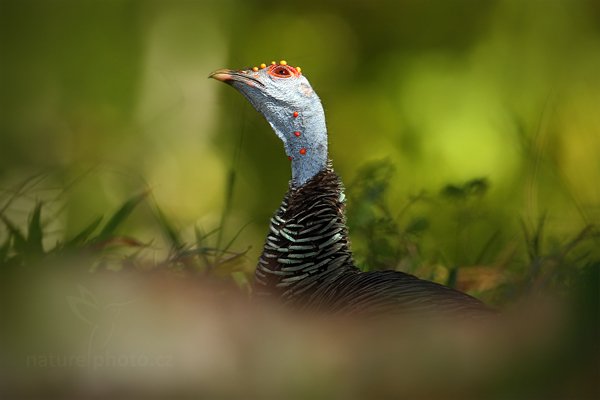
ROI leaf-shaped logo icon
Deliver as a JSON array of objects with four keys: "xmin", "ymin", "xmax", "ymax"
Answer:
[{"xmin": 66, "ymin": 285, "xmax": 100, "ymax": 325}]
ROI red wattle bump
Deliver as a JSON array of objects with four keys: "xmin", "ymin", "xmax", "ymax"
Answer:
[{"xmin": 299, "ymin": 148, "xmax": 307, "ymax": 155}]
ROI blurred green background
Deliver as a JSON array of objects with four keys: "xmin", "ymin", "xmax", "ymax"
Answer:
[
  {"xmin": 1, "ymin": 0, "xmax": 599, "ymax": 295},
  {"xmin": 1, "ymin": 1, "xmax": 600, "ymax": 397}
]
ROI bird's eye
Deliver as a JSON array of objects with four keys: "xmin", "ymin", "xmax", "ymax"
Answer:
[
  {"xmin": 268, "ymin": 65, "xmax": 297, "ymax": 78},
  {"xmin": 275, "ymin": 67, "xmax": 289, "ymax": 76}
]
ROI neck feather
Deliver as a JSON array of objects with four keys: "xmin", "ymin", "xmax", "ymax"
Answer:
[{"xmin": 254, "ymin": 167, "xmax": 356, "ymax": 299}]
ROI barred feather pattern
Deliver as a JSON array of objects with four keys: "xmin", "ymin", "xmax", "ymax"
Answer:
[{"xmin": 254, "ymin": 165, "xmax": 491, "ymax": 316}]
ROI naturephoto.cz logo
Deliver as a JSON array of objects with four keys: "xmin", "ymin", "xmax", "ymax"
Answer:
[{"xmin": 26, "ymin": 285, "xmax": 173, "ymax": 370}]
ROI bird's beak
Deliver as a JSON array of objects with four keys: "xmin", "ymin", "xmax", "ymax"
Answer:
[
  {"xmin": 208, "ymin": 69, "xmax": 235, "ymax": 83},
  {"xmin": 208, "ymin": 68, "xmax": 264, "ymax": 88}
]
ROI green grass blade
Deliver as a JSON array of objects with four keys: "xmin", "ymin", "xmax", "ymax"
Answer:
[
  {"xmin": 216, "ymin": 168, "xmax": 236, "ymax": 251},
  {"xmin": 447, "ymin": 267, "xmax": 458, "ymax": 289},
  {"xmin": 64, "ymin": 216, "xmax": 104, "ymax": 248},
  {"xmin": 96, "ymin": 191, "xmax": 149, "ymax": 242},
  {"xmin": 221, "ymin": 220, "xmax": 252, "ymax": 255},
  {"xmin": 0, "ymin": 237, "xmax": 10, "ymax": 264},
  {"xmin": 0, "ymin": 172, "xmax": 48, "ymax": 215},
  {"xmin": 474, "ymin": 230, "xmax": 501, "ymax": 265},
  {"xmin": 1, "ymin": 216, "xmax": 28, "ymax": 256},
  {"xmin": 27, "ymin": 202, "xmax": 44, "ymax": 255},
  {"xmin": 532, "ymin": 214, "xmax": 546, "ymax": 260},
  {"xmin": 154, "ymin": 206, "xmax": 183, "ymax": 250},
  {"xmin": 195, "ymin": 225, "xmax": 220, "ymax": 246}
]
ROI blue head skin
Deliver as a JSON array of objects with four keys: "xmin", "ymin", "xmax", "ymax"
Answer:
[{"xmin": 209, "ymin": 62, "xmax": 328, "ymax": 187}]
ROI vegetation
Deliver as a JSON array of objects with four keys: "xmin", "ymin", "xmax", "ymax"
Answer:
[{"xmin": 1, "ymin": 160, "xmax": 597, "ymax": 302}]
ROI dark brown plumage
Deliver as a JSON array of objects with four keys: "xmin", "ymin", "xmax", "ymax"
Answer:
[{"xmin": 254, "ymin": 165, "xmax": 492, "ymax": 317}]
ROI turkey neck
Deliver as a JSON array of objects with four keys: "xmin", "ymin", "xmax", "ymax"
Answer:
[
  {"xmin": 260, "ymin": 94, "xmax": 328, "ymax": 187},
  {"xmin": 254, "ymin": 165, "xmax": 357, "ymax": 300},
  {"xmin": 285, "ymin": 101, "xmax": 328, "ymax": 187}
]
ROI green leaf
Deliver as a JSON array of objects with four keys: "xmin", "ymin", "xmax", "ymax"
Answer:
[
  {"xmin": 405, "ymin": 216, "xmax": 429, "ymax": 235},
  {"xmin": 441, "ymin": 184, "xmax": 465, "ymax": 200},
  {"xmin": 95, "ymin": 191, "xmax": 149, "ymax": 242},
  {"xmin": 465, "ymin": 178, "xmax": 489, "ymax": 197}
]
